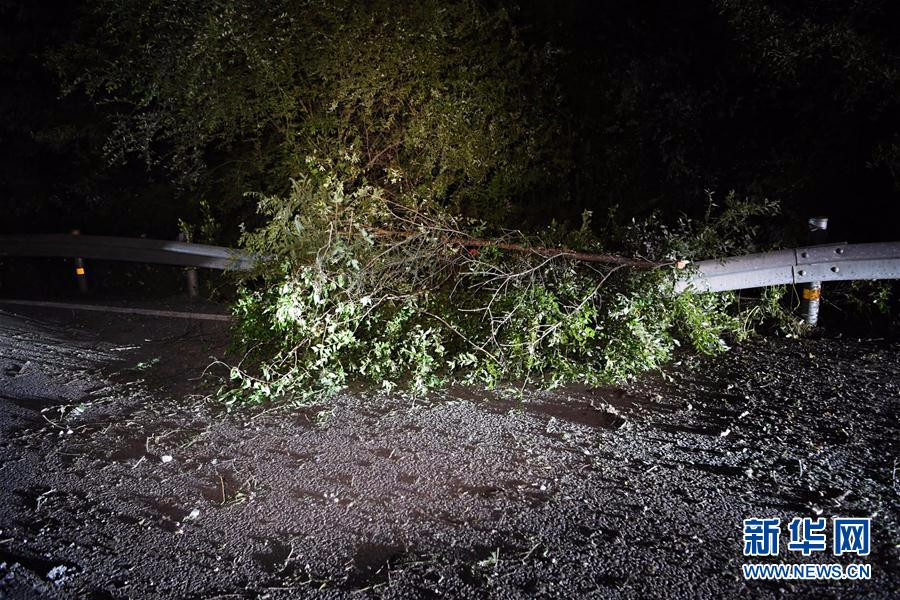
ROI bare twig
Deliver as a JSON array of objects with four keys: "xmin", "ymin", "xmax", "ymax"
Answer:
[{"xmin": 368, "ymin": 227, "xmax": 668, "ymax": 268}]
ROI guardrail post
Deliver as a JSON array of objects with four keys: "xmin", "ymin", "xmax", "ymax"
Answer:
[
  {"xmin": 177, "ymin": 232, "xmax": 200, "ymax": 298},
  {"xmin": 801, "ymin": 216, "xmax": 828, "ymax": 326},
  {"xmin": 71, "ymin": 229, "xmax": 89, "ymax": 294}
]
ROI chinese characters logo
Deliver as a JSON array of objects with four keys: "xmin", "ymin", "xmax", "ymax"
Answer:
[{"xmin": 743, "ymin": 517, "xmax": 870, "ymax": 557}]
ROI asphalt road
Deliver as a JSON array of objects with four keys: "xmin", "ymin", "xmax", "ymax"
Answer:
[{"xmin": 0, "ymin": 304, "xmax": 897, "ymax": 598}]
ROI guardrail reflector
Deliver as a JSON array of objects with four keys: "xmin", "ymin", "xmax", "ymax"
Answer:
[{"xmin": 801, "ymin": 288, "xmax": 821, "ymax": 301}]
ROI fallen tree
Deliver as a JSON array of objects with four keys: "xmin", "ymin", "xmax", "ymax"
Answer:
[{"xmin": 220, "ymin": 177, "xmax": 779, "ymax": 405}]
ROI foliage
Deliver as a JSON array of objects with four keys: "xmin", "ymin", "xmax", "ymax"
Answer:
[
  {"xmin": 735, "ymin": 285, "xmax": 802, "ymax": 338},
  {"xmin": 51, "ymin": 0, "xmax": 563, "ymax": 230},
  {"xmin": 221, "ymin": 176, "xmax": 782, "ymax": 405},
  {"xmin": 617, "ymin": 190, "xmax": 780, "ymax": 263},
  {"xmin": 5, "ymin": 0, "xmax": 899, "ymax": 239},
  {"xmin": 178, "ymin": 199, "xmax": 220, "ymax": 244},
  {"xmin": 823, "ymin": 280, "xmax": 898, "ymax": 326}
]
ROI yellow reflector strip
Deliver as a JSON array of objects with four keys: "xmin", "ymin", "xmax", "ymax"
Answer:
[
  {"xmin": 75, "ymin": 267, "xmax": 86, "ymax": 276},
  {"xmin": 802, "ymin": 287, "xmax": 821, "ymax": 301}
]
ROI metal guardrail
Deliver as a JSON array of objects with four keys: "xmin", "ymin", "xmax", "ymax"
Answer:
[
  {"xmin": 2, "ymin": 234, "xmax": 898, "ymax": 294},
  {"xmin": 0, "ymin": 234, "xmax": 255, "ymax": 271},
  {"xmin": 676, "ymin": 242, "xmax": 900, "ymax": 294}
]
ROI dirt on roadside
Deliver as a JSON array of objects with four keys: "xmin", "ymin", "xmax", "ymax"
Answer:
[{"xmin": 0, "ymin": 302, "xmax": 898, "ymax": 599}]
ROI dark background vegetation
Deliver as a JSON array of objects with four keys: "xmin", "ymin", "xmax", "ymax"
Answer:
[{"xmin": 2, "ymin": 0, "xmax": 899, "ymax": 246}]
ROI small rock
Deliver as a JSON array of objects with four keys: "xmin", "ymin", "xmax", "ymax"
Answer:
[
  {"xmin": 161, "ymin": 455, "xmax": 173, "ymax": 463},
  {"xmin": 47, "ymin": 565, "xmax": 68, "ymax": 584},
  {"xmin": 719, "ymin": 428, "xmax": 731, "ymax": 438},
  {"xmin": 833, "ymin": 490, "xmax": 851, "ymax": 504}
]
